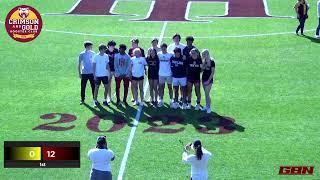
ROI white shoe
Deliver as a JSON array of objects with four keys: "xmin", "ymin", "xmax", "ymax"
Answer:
[
  {"xmin": 186, "ymin": 103, "xmax": 191, "ymax": 110},
  {"xmin": 140, "ymin": 101, "xmax": 144, "ymax": 106},
  {"xmin": 132, "ymin": 101, "xmax": 138, "ymax": 106},
  {"xmin": 172, "ymin": 102, "xmax": 178, "ymax": 109},
  {"xmin": 202, "ymin": 106, "xmax": 208, "ymax": 112},
  {"xmin": 206, "ymin": 107, "xmax": 212, "ymax": 114},
  {"xmin": 146, "ymin": 97, "xmax": 151, "ymax": 103},
  {"xmin": 158, "ymin": 100, "xmax": 163, "ymax": 108},
  {"xmin": 195, "ymin": 104, "xmax": 201, "ymax": 111},
  {"xmin": 181, "ymin": 103, "xmax": 187, "ymax": 110},
  {"xmin": 315, "ymin": 35, "xmax": 320, "ymax": 39}
]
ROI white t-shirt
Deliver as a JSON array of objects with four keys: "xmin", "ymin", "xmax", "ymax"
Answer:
[
  {"xmin": 158, "ymin": 52, "xmax": 173, "ymax": 76},
  {"xmin": 182, "ymin": 148, "xmax": 212, "ymax": 180},
  {"xmin": 93, "ymin": 53, "xmax": 109, "ymax": 77},
  {"xmin": 131, "ymin": 56, "xmax": 147, "ymax": 77},
  {"xmin": 88, "ymin": 148, "xmax": 114, "ymax": 172},
  {"xmin": 167, "ymin": 43, "xmax": 186, "ymax": 54}
]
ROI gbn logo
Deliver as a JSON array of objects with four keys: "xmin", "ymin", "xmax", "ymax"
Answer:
[{"xmin": 279, "ymin": 166, "xmax": 314, "ymax": 175}]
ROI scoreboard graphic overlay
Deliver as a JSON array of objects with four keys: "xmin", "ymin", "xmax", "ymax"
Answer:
[{"xmin": 4, "ymin": 141, "xmax": 80, "ymax": 168}]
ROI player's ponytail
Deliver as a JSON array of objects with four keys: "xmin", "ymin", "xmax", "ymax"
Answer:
[{"xmin": 193, "ymin": 140, "xmax": 203, "ymax": 160}]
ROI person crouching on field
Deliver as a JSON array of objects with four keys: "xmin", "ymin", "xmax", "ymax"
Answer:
[
  {"xmin": 78, "ymin": 41, "xmax": 95, "ymax": 105},
  {"xmin": 170, "ymin": 48, "xmax": 187, "ymax": 109},
  {"xmin": 201, "ymin": 50, "xmax": 215, "ymax": 114},
  {"xmin": 182, "ymin": 140, "xmax": 212, "ymax": 180},
  {"xmin": 186, "ymin": 48, "xmax": 203, "ymax": 110},
  {"xmin": 93, "ymin": 44, "xmax": 110, "ymax": 107},
  {"xmin": 130, "ymin": 48, "xmax": 148, "ymax": 106},
  {"xmin": 88, "ymin": 136, "xmax": 115, "ymax": 180},
  {"xmin": 114, "ymin": 44, "xmax": 131, "ymax": 107},
  {"xmin": 146, "ymin": 48, "xmax": 160, "ymax": 107}
]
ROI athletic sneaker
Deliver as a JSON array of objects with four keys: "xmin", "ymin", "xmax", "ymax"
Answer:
[
  {"xmin": 181, "ymin": 103, "xmax": 187, "ymax": 110},
  {"xmin": 158, "ymin": 100, "xmax": 164, "ymax": 108},
  {"xmin": 206, "ymin": 107, "xmax": 212, "ymax": 114},
  {"xmin": 123, "ymin": 101, "xmax": 129, "ymax": 107},
  {"xmin": 140, "ymin": 101, "xmax": 144, "ymax": 106},
  {"xmin": 93, "ymin": 101, "xmax": 99, "ymax": 108},
  {"xmin": 107, "ymin": 97, "xmax": 113, "ymax": 103},
  {"xmin": 116, "ymin": 101, "xmax": 121, "ymax": 106},
  {"xmin": 316, "ymin": 35, "xmax": 320, "ymax": 39},
  {"xmin": 194, "ymin": 104, "xmax": 201, "ymax": 111},
  {"xmin": 146, "ymin": 97, "xmax": 151, "ymax": 103},
  {"xmin": 131, "ymin": 98, "xmax": 135, "ymax": 102},
  {"xmin": 103, "ymin": 101, "xmax": 108, "ymax": 106},
  {"xmin": 186, "ymin": 103, "xmax": 191, "ymax": 110},
  {"xmin": 174, "ymin": 102, "xmax": 179, "ymax": 109},
  {"xmin": 132, "ymin": 100, "xmax": 139, "ymax": 106},
  {"xmin": 80, "ymin": 100, "xmax": 84, "ymax": 105},
  {"xmin": 202, "ymin": 106, "xmax": 208, "ymax": 112}
]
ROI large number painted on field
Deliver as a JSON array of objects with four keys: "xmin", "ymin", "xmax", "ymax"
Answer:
[{"xmin": 69, "ymin": 0, "xmax": 268, "ymax": 21}]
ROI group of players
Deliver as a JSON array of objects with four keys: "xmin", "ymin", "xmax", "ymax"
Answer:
[{"xmin": 78, "ymin": 34, "xmax": 215, "ymax": 113}]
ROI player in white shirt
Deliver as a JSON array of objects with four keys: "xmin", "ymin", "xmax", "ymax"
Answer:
[
  {"xmin": 158, "ymin": 43, "xmax": 174, "ymax": 107},
  {"xmin": 130, "ymin": 48, "xmax": 148, "ymax": 106},
  {"xmin": 88, "ymin": 136, "xmax": 115, "ymax": 180},
  {"xmin": 93, "ymin": 44, "xmax": 110, "ymax": 107},
  {"xmin": 316, "ymin": 0, "xmax": 320, "ymax": 38},
  {"xmin": 182, "ymin": 140, "xmax": 212, "ymax": 180},
  {"xmin": 167, "ymin": 33, "xmax": 186, "ymax": 54}
]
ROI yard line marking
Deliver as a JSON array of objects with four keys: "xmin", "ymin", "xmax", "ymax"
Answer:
[
  {"xmin": 0, "ymin": 20, "xmax": 314, "ymax": 39},
  {"xmin": 66, "ymin": 0, "xmax": 82, "ymax": 14},
  {"xmin": 117, "ymin": 21, "xmax": 167, "ymax": 180}
]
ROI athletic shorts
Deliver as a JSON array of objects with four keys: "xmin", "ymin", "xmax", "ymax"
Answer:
[
  {"xmin": 172, "ymin": 77, "xmax": 187, "ymax": 87},
  {"xmin": 95, "ymin": 76, "xmax": 109, "ymax": 85},
  {"xmin": 132, "ymin": 76, "xmax": 144, "ymax": 81},
  {"xmin": 159, "ymin": 76, "xmax": 172, "ymax": 84},
  {"xmin": 90, "ymin": 169, "xmax": 112, "ymax": 180},
  {"xmin": 187, "ymin": 79, "xmax": 200, "ymax": 84}
]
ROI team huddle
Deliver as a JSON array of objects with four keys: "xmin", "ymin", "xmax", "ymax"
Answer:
[{"xmin": 78, "ymin": 34, "xmax": 215, "ymax": 113}]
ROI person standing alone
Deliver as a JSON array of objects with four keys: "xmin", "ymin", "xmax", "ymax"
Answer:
[
  {"xmin": 88, "ymin": 136, "xmax": 115, "ymax": 180},
  {"xmin": 78, "ymin": 41, "xmax": 95, "ymax": 105},
  {"xmin": 295, "ymin": 0, "xmax": 309, "ymax": 36}
]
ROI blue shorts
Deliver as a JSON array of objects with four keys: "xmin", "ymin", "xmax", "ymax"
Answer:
[{"xmin": 90, "ymin": 169, "xmax": 112, "ymax": 180}]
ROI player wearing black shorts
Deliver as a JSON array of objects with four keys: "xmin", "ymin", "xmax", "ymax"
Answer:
[
  {"xmin": 93, "ymin": 44, "xmax": 110, "ymax": 107},
  {"xmin": 186, "ymin": 48, "xmax": 202, "ymax": 110},
  {"xmin": 201, "ymin": 49, "xmax": 215, "ymax": 114},
  {"xmin": 106, "ymin": 40, "xmax": 119, "ymax": 103},
  {"xmin": 146, "ymin": 48, "xmax": 160, "ymax": 107}
]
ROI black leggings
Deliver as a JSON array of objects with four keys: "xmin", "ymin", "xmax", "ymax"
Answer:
[
  {"xmin": 296, "ymin": 17, "xmax": 306, "ymax": 34},
  {"xmin": 81, "ymin": 74, "xmax": 95, "ymax": 101}
]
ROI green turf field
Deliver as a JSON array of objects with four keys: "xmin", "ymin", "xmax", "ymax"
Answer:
[{"xmin": 1, "ymin": 0, "xmax": 319, "ymax": 179}]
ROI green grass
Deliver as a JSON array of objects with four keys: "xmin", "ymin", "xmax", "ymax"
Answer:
[
  {"xmin": 1, "ymin": 0, "xmax": 320, "ymax": 179},
  {"xmin": 189, "ymin": 2, "xmax": 227, "ymax": 19}
]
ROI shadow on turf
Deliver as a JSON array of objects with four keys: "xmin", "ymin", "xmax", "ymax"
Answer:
[
  {"xmin": 140, "ymin": 103, "xmax": 245, "ymax": 134},
  {"xmin": 300, "ymin": 35, "xmax": 320, "ymax": 43},
  {"xmin": 83, "ymin": 102, "xmax": 245, "ymax": 134}
]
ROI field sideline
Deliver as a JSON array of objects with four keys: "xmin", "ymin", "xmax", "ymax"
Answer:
[{"xmin": 0, "ymin": 0, "xmax": 319, "ymax": 179}]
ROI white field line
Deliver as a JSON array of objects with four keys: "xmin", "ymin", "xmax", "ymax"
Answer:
[
  {"xmin": 66, "ymin": 0, "xmax": 82, "ymax": 14},
  {"xmin": 0, "ymin": 20, "xmax": 314, "ymax": 39},
  {"xmin": 186, "ymin": 1, "xmax": 229, "ymax": 21},
  {"xmin": 116, "ymin": 21, "xmax": 168, "ymax": 180}
]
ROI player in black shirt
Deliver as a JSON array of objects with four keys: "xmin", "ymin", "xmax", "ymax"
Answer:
[
  {"xmin": 106, "ymin": 40, "xmax": 119, "ymax": 103},
  {"xmin": 170, "ymin": 48, "xmax": 187, "ymax": 109},
  {"xmin": 201, "ymin": 49, "xmax": 215, "ymax": 114},
  {"xmin": 183, "ymin": 36, "xmax": 195, "ymax": 59},
  {"xmin": 186, "ymin": 48, "xmax": 202, "ymax": 110},
  {"xmin": 128, "ymin": 38, "xmax": 145, "ymax": 57},
  {"xmin": 146, "ymin": 48, "xmax": 160, "ymax": 107}
]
